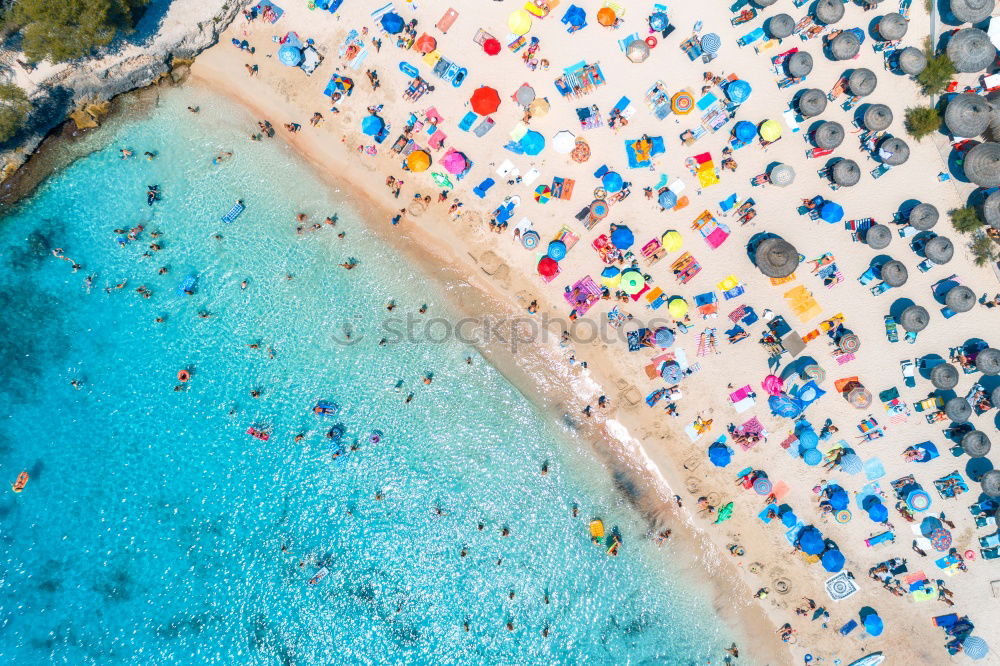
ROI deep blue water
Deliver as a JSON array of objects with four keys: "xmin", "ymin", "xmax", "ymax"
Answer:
[{"xmin": 0, "ymin": 89, "xmax": 738, "ymax": 664}]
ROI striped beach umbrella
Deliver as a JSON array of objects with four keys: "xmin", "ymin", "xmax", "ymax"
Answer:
[
  {"xmin": 839, "ymin": 453, "xmax": 862, "ymax": 474},
  {"xmin": 671, "ymin": 91, "xmax": 695, "ymax": 114},
  {"xmin": 521, "ymin": 230, "xmax": 540, "ymax": 249},
  {"xmin": 534, "ymin": 185, "xmax": 551, "ymax": 203},
  {"xmin": 753, "ymin": 477, "xmax": 772, "ymax": 495},
  {"xmin": 963, "ymin": 636, "xmax": 990, "ymax": 661},
  {"xmin": 700, "ymin": 33, "xmax": 722, "ymax": 54},
  {"xmin": 590, "ymin": 199, "xmax": 609, "ymax": 220},
  {"xmin": 835, "ymin": 509, "xmax": 852, "ymax": 523}
]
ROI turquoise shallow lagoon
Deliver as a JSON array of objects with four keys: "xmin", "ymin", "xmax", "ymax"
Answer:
[{"xmin": 0, "ymin": 89, "xmax": 739, "ymax": 664}]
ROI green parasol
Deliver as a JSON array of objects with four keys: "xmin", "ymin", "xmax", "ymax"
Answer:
[
  {"xmin": 431, "ymin": 172, "xmax": 453, "ymax": 188},
  {"xmin": 714, "ymin": 502, "xmax": 734, "ymax": 524}
]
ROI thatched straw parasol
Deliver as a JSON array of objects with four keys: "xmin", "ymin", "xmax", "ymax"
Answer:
[
  {"xmin": 946, "ymin": 28, "xmax": 996, "ymax": 73},
  {"xmin": 769, "ymin": 163, "xmax": 796, "ymax": 187},
  {"xmin": 963, "ymin": 142, "xmax": 1000, "ymax": 186},
  {"xmin": 814, "ymin": 121, "xmax": 845, "ymax": 149},
  {"xmin": 897, "ymin": 46, "xmax": 927, "ymax": 75},
  {"xmin": 881, "ymin": 260, "xmax": 908, "ymax": 287},
  {"xmin": 986, "ymin": 90, "xmax": 1000, "ymax": 141},
  {"xmin": 878, "ymin": 13, "xmax": 908, "ymax": 41},
  {"xmin": 815, "ymin": 0, "xmax": 845, "ymax": 24},
  {"xmin": 899, "ymin": 303, "xmax": 927, "ymax": 330},
  {"xmin": 945, "ymin": 285, "xmax": 976, "ymax": 311},
  {"xmin": 830, "ymin": 32, "xmax": 861, "ymax": 60},
  {"xmin": 992, "ymin": 385, "xmax": 1000, "ymax": 409},
  {"xmin": 798, "ymin": 89, "xmax": 828, "ymax": 117},
  {"xmin": 754, "ymin": 0, "xmax": 778, "ymax": 6},
  {"xmin": 944, "ymin": 93, "xmax": 992, "ymax": 137},
  {"xmin": 831, "ymin": 159, "xmax": 861, "ymax": 186},
  {"xmin": 787, "ymin": 51, "xmax": 814, "ymax": 78},
  {"xmin": 755, "ymin": 237, "xmax": 800, "ymax": 278},
  {"xmin": 768, "ymin": 13, "xmax": 796, "ymax": 39},
  {"xmin": 950, "ymin": 0, "xmax": 995, "ymax": 25},
  {"xmin": 908, "ymin": 202, "xmax": 939, "ymax": 230},
  {"xmin": 848, "ymin": 68, "xmax": 877, "ymax": 97},
  {"xmin": 925, "ymin": 236, "xmax": 955, "ymax": 264},
  {"xmin": 863, "ymin": 104, "xmax": 893, "ymax": 131},
  {"xmin": 865, "ymin": 223, "xmax": 892, "ymax": 249},
  {"xmin": 930, "ymin": 362, "xmax": 960, "ymax": 389},
  {"xmin": 946, "ymin": 397, "xmax": 973, "ymax": 423},
  {"xmin": 981, "ymin": 190, "xmax": 1000, "ymax": 229},
  {"xmin": 982, "ymin": 469, "xmax": 1000, "ymax": 498},
  {"xmin": 878, "ymin": 136, "xmax": 910, "ymax": 165},
  {"xmin": 976, "ymin": 347, "xmax": 1000, "ymax": 375},
  {"xmin": 961, "ymin": 430, "xmax": 991, "ymax": 458}
]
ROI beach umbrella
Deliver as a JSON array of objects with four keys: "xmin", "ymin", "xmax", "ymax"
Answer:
[
  {"xmin": 781, "ymin": 510, "xmax": 798, "ymax": 527},
  {"xmin": 714, "ymin": 502, "xmax": 734, "ymax": 524},
  {"xmin": 515, "ymin": 84, "xmax": 536, "ymax": 107},
  {"xmin": 406, "ymin": 150, "xmax": 430, "ymax": 172},
  {"xmin": 930, "ymin": 528, "xmax": 953, "ymax": 551},
  {"xmin": 962, "ymin": 430, "xmax": 991, "ymax": 457},
  {"xmin": 671, "ymin": 91, "xmax": 695, "ymax": 114},
  {"xmin": 278, "ymin": 44, "xmax": 304, "ymax": 67},
  {"xmin": 840, "ymin": 453, "xmax": 862, "ymax": 474},
  {"xmin": 798, "ymin": 428, "xmax": 819, "ymax": 449},
  {"xmin": 821, "ymin": 548, "xmax": 845, "ymax": 572},
  {"xmin": 668, "ymin": 298, "xmax": 688, "ymax": 319},
  {"xmin": 769, "ymin": 163, "xmax": 795, "ymax": 187},
  {"xmin": 798, "ymin": 88, "xmax": 828, "ymax": 117},
  {"xmin": 627, "ymin": 39, "xmax": 651, "ymax": 63},
  {"xmin": 820, "ymin": 201, "xmax": 845, "ymax": 222},
  {"xmin": 878, "ymin": 136, "xmax": 910, "ymax": 165},
  {"xmin": 590, "ymin": 199, "xmax": 608, "ymax": 220},
  {"xmin": 863, "ymin": 612, "xmax": 884, "ymax": 636},
  {"xmin": 908, "ymin": 203, "xmax": 939, "ymax": 230},
  {"xmin": 848, "ymin": 68, "xmax": 878, "ymax": 97},
  {"xmin": 830, "ymin": 31, "xmax": 861, "ymax": 60},
  {"xmin": 658, "ymin": 189, "xmax": 678, "ymax": 210},
  {"xmin": 897, "ymin": 46, "xmax": 927, "ymax": 75},
  {"xmin": 508, "ymin": 9, "xmax": 532, "ymax": 35},
  {"xmin": 880, "ymin": 260, "xmax": 908, "ymax": 287},
  {"xmin": 899, "ymin": 305, "xmax": 928, "ymax": 332},
  {"xmin": 727, "ymin": 80, "xmax": 752, "ymax": 105},
  {"xmin": 753, "ymin": 477, "xmax": 772, "ymax": 495},
  {"xmin": 708, "ymin": 442, "xmax": 732, "ymax": 467},
  {"xmin": 769, "ymin": 394, "xmax": 804, "ymax": 418},
  {"xmin": 620, "ymin": 270, "xmax": 644, "ymax": 295},
  {"xmin": 759, "ymin": 119, "xmax": 783, "ymax": 142},
  {"xmin": 649, "ymin": 11, "xmax": 669, "ymax": 32},
  {"xmin": 755, "ymin": 237, "xmax": 799, "ymax": 278},
  {"xmin": 597, "ymin": 7, "xmax": 617, "ymax": 26},
  {"xmin": 786, "ymin": 51, "xmax": 814, "ymax": 78},
  {"xmin": 963, "ymin": 636, "xmax": 990, "ymax": 661},
  {"xmin": 847, "ymin": 385, "xmax": 872, "ymax": 408},
  {"xmin": 907, "ymin": 489, "xmax": 931, "ymax": 511},
  {"xmin": 546, "ymin": 240, "xmax": 566, "ymax": 261},
  {"xmin": 571, "ymin": 139, "xmax": 591, "ymax": 163},
  {"xmin": 654, "ymin": 327, "xmax": 675, "ymax": 348},
  {"xmin": 762, "ymin": 374, "xmax": 784, "ymax": 396},
  {"xmin": 815, "ymin": 0, "xmax": 845, "ymax": 24},
  {"xmin": 863, "ymin": 103, "xmax": 894, "ymax": 131},
  {"xmin": 830, "ymin": 159, "xmax": 861, "ymax": 187},
  {"xmin": 441, "ymin": 151, "xmax": 468, "ymax": 175},
  {"xmin": 768, "ymin": 13, "xmax": 795, "ymax": 39},
  {"xmin": 993, "ymin": 385, "xmax": 1000, "ymax": 408},
  {"xmin": 602, "ymin": 171, "xmax": 624, "ymax": 193},
  {"xmin": 951, "ymin": 0, "xmax": 996, "ymax": 23},
  {"xmin": 925, "ymin": 236, "xmax": 955, "ymax": 265},
  {"xmin": 483, "ymin": 38, "xmax": 501, "ymax": 56},
  {"xmin": 803, "ymin": 448, "xmax": 823, "ymax": 465},
  {"xmin": 610, "ymin": 225, "xmax": 634, "ymax": 249},
  {"xmin": 361, "ymin": 114, "xmax": 384, "ymax": 136},
  {"xmin": 977, "ymin": 347, "xmax": 1000, "ymax": 375},
  {"xmin": 661, "ymin": 361, "xmax": 683, "ymax": 383},
  {"xmin": 521, "ymin": 230, "xmax": 540, "ymax": 249},
  {"xmin": 431, "ymin": 172, "xmax": 452, "ymax": 188},
  {"xmin": 867, "ymin": 501, "xmax": 889, "ymax": 523},
  {"xmin": 662, "ymin": 230, "xmax": 683, "ymax": 252},
  {"xmin": 814, "ymin": 121, "xmax": 845, "ymax": 150},
  {"xmin": 470, "ymin": 86, "xmax": 501, "ymax": 115},
  {"xmin": 865, "ymin": 224, "xmax": 892, "ymax": 249},
  {"xmin": 528, "ymin": 98, "xmax": 550, "ymax": 117},
  {"xmin": 701, "ymin": 33, "xmax": 722, "ymax": 54},
  {"xmin": 519, "ymin": 130, "xmax": 545, "ymax": 155},
  {"xmin": 537, "ymin": 256, "xmax": 558, "ymax": 278},
  {"xmin": 754, "ymin": 0, "xmax": 778, "ymax": 5},
  {"xmin": 963, "ymin": 142, "xmax": 1000, "ymax": 186},
  {"xmin": 945, "ymin": 284, "xmax": 976, "ymax": 311},
  {"xmin": 982, "ymin": 190, "xmax": 1000, "ymax": 229},
  {"xmin": 552, "ymin": 130, "xmax": 575, "ymax": 154},
  {"xmin": 380, "ymin": 12, "xmax": 404, "ymax": 34},
  {"xmin": 415, "ymin": 34, "xmax": 437, "ymax": 54},
  {"xmin": 799, "ymin": 527, "xmax": 825, "ymax": 555},
  {"xmin": 945, "ymin": 93, "xmax": 992, "ymax": 137},
  {"xmin": 828, "ymin": 488, "xmax": 849, "ymax": 510},
  {"xmin": 601, "ymin": 266, "xmax": 620, "ymax": 279},
  {"xmin": 931, "ymin": 362, "xmax": 960, "ymax": 389},
  {"xmin": 877, "ymin": 13, "xmax": 908, "ymax": 41},
  {"xmin": 946, "ymin": 397, "xmax": 973, "ymax": 422},
  {"xmin": 982, "ymin": 469, "xmax": 1000, "ymax": 497},
  {"xmin": 734, "ymin": 120, "xmax": 757, "ymax": 142},
  {"xmin": 947, "ymin": 28, "xmax": 995, "ymax": 73},
  {"xmin": 802, "ymin": 364, "xmax": 826, "ymax": 383},
  {"xmin": 837, "ymin": 333, "xmax": 861, "ymax": 353}
]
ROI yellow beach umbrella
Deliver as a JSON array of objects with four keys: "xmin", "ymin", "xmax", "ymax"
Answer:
[
  {"xmin": 509, "ymin": 9, "xmax": 532, "ymax": 35},
  {"xmin": 759, "ymin": 119, "xmax": 782, "ymax": 142},
  {"xmin": 528, "ymin": 98, "xmax": 550, "ymax": 117},
  {"xmin": 662, "ymin": 230, "xmax": 683, "ymax": 252},
  {"xmin": 407, "ymin": 150, "xmax": 431, "ymax": 172},
  {"xmin": 668, "ymin": 297, "xmax": 688, "ymax": 319}
]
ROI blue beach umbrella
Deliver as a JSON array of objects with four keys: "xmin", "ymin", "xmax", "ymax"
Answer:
[
  {"xmin": 867, "ymin": 501, "xmax": 888, "ymax": 523},
  {"xmin": 601, "ymin": 266, "xmax": 620, "ymax": 279},
  {"xmin": 797, "ymin": 427, "xmax": 819, "ymax": 449},
  {"xmin": 602, "ymin": 171, "xmax": 624, "ymax": 193},
  {"xmin": 821, "ymin": 548, "xmax": 845, "ymax": 572},
  {"xmin": 802, "ymin": 447, "xmax": 823, "ymax": 466},
  {"xmin": 547, "ymin": 240, "xmax": 567, "ymax": 261},
  {"xmin": 727, "ymin": 80, "xmax": 752, "ymax": 105},
  {"xmin": 839, "ymin": 452, "xmax": 862, "ymax": 474},
  {"xmin": 768, "ymin": 394, "xmax": 804, "ymax": 418},
  {"xmin": 381, "ymin": 12, "xmax": 405, "ymax": 34},
  {"xmin": 649, "ymin": 11, "xmax": 669, "ymax": 32},
  {"xmin": 654, "ymin": 327, "xmax": 675, "ymax": 347},
  {"xmin": 863, "ymin": 612, "xmax": 884, "ymax": 637},
  {"xmin": 963, "ymin": 637, "xmax": 989, "ymax": 660},
  {"xmin": 278, "ymin": 44, "xmax": 303, "ymax": 67},
  {"xmin": 361, "ymin": 114, "xmax": 384, "ymax": 136},
  {"xmin": 610, "ymin": 226, "xmax": 634, "ymax": 249},
  {"xmin": 734, "ymin": 120, "xmax": 756, "ymax": 142},
  {"xmin": 566, "ymin": 5, "xmax": 586, "ymax": 28},
  {"xmin": 828, "ymin": 488, "xmax": 849, "ymax": 510},
  {"xmin": 701, "ymin": 33, "xmax": 722, "ymax": 54},
  {"xmin": 520, "ymin": 130, "xmax": 545, "ymax": 155},
  {"xmin": 660, "ymin": 362, "xmax": 683, "ymax": 383},
  {"xmin": 658, "ymin": 189, "xmax": 677, "ymax": 209},
  {"xmin": 906, "ymin": 489, "xmax": 931, "ymax": 512},
  {"xmin": 781, "ymin": 510, "xmax": 798, "ymax": 527},
  {"xmin": 820, "ymin": 201, "xmax": 844, "ymax": 223},
  {"xmin": 708, "ymin": 441, "xmax": 732, "ymax": 467},
  {"xmin": 798, "ymin": 527, "xmax": 825, "ymax": 555}
]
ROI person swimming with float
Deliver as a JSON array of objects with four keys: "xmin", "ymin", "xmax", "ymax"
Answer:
[{"xmin": 146, "ymin": 185, "xmax": 159, "ymax": 206}]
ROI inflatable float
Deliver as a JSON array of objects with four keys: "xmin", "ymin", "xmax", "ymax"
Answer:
[
  {"xmin": 221, "ymin": 200, "xmax": 245, "ymax": 224},
  {"xmin": 11, "ymin": 471, "xmax": 28, "ymax": 493},
  {"xmin": 313, "ymin": 400, "xmax": 339, "ymax": 416},
  {"xmin": 247, "ymin": 427, "xmax": 270, "ymax": 441},
  {"xmin": 589, "ymin": 519, "xmax": 605, "ymax": 544},
  {"xmin": 177, "ymin": 275, "xmax": 197, "ymax": 296},
  {"xmin": 308, "ymin": 567, "xmax": 329, "ymax": 585}
]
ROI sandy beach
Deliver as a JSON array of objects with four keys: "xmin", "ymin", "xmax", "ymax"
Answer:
[{"xmin": 187, "ymin": 0, "xmax": 1000, "ymax": 662}]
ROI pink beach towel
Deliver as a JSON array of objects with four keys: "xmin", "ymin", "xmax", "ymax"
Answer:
[
  {"xmin": 565, "ymin": 276, "xmax": 602, "ymax": 315},
  {"xmin": 705, "ymin": 226, "xmax": 729, "ymax": 249}
]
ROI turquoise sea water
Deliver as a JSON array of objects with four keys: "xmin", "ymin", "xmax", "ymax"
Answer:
[{"xmin": 0, "ymin": 90, "xmax": 738, "ymax": 664}]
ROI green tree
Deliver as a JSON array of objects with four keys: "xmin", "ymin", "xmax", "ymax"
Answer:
[
  {"xmin": 950, "ymin": 206, "xmax": 984, "ymax": 233},
  {"xmin": 904, "ymin": 106, "xmax": 941, "ymax": 140},
  {"xmin": 970, "ymin": 232, "xmax": 998, "ymax": 267},
  {"xmin": 916, "ymin": 51, "xmax": 956, "ymax": 96},
  {"xmin": 0, "ymin": 83, "xmax": 30, "ymax": 142},
  {"xmin": 13, "ymin": 0, "xmax": 147, "ymax": 63}
]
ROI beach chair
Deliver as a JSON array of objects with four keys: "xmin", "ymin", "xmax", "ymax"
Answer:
[
  {"xmin": 473, "ymin": 118, "xmax": 496, "ymax": 137},
  {"xmin": 900, "ymin": 359, "xmax": 915, "ymax": 387},
  {"xmin": 982, "ymin": 546, "xmax": 1000, "ymax": 559},
  {"xmin": 472, "ymin": 178, "xmax": 495, "ymax": 198}
]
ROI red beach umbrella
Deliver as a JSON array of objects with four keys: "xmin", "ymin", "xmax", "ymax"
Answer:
[
  {"xmin": 415, "ymin": 34, "xmax": 437, "ymax": 54},
  {"xmin": 470, "ymin": 86, "xmax": 501, "ymax": 115},
  {"xmin": 483, "ymin": 38, "xmax": 501, "ymax": 56},
  {"xmin": 537, "ymin": 257, "xmax": 559, "ymax": 278}
]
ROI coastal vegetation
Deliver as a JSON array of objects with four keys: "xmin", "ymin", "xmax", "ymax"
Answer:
[
  {"xmin": 970, "ymin": 231, "xmax": 999, "ymax": 267},
  {"xmin": 950, "ymin": 207, "xmax": 998, "ymax": 267},
  {"xmin": 0, "ymin": 83, "xmax": 30, "ymax": 142},
  {"xmin": 915, "ymin": 49, "xmax": 956, "ymax": 96},
  {"xmin": 903, "ymin": 106, "xmax": 941, "ymax": 140},
  {"xmin": 950, "ymin": 206, "xmax": 984, "ymax": 234},
  {"xmin": 5, "ymin": 0, "xmax": 148, "ymax": 62}
]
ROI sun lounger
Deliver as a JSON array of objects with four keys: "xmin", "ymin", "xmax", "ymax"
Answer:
[{"xmin": 473, "ymin": 117, "xmax": 496, "ymax": 137}]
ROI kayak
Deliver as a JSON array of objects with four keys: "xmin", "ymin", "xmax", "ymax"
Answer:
[
  {"xmin": 589, "ymin": 519, "xmax": 605, "ymax": 544},
  {"xmin": 848, "ymin": 653, "xmax": 885, "ymax": 666}
]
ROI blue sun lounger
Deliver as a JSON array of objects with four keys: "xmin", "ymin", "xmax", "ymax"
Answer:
[
  {"xmin": 473, "ymin": 178, "xmax": 495, "ymax": 198},
  {"xmin": 221, "ymin": 201, "xmax": 245, "ymax": 224},
  {"xmin": 459, "ymin": 111, "xmax": 477, "ymax": 131}
]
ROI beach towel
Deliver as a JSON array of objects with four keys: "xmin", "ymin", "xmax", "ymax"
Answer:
[
  {"xmin": 255, "ymin": 0, "xmax": 284, "ymax": 23},
  {"xmin": 626, "ymin": 328, "xmax": 649, "ymax": 352},
  {"xmin": 625, "ymin": 136, "xmax": 665, "ymax": 168},
  {"xmin": 436, "ymin": 8, "xmax": 459, "ymax": 33}
]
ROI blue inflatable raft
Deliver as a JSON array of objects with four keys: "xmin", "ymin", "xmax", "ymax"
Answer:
[
  {"xmin": 177, "ymin": 274, "xmax": 197, "ymax": 295},
  {"xmin": 221, "ymin": 201, "xmax": 245, "ymax": 224}
]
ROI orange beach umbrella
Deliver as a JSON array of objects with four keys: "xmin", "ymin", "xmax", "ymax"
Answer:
[
  {"xmin": 470, "ymin": 86, "xmax": 501, "ymax": 115},
  {"xmin": 597, "ymin": 7, "xmax": 616, "ymax": 26},
  {"xmin": 407, "ymin": 150, "xmax": 431, "ymax": 172},
  {"xmin": 415, "ymin": 34, "xmax": 436, "ymax": 54}
]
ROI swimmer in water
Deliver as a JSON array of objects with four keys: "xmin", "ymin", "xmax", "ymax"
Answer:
[
  {"xmin": 404, "ymin": 393, "xmax": 413, "ymax": 404},
  {"xmin": 240, "ymin": 280, "xmax": 248, "ymax": 290},
  {"xmin": 418, "ymin": 304, "xmax": 428, "ymax": 314},
  {"xmin": 423, "ymin": 373, "xmax": 433, "ymax": 385},
  {"xmin": 394, "ymin": 380, "xmax": 403, "ymax": 392},
  {"xmin": 144, "ymin": 151, "xmax": 156, "ymax": 160},
  {"xmin": 340, "ymin": 258, "xmax": 358, "ymax": 270},
  {"xmin": 158, "ymin": 266, "xmax": 168, "ymax": 275},
  {"xmin": 250, "ymin": 389, "xmax": 260, "ymax": 398},
  {"xmin": 212, "ymin": 152, "xmax": 233, "ymax": 165},
  {"xmin": 83, "ymin": 275, "xmax": 94, "ymax": 292},
  {"xmin": 70, "ymin": 379, "xmax": 81, "ymax": 389},
  {"xmin": 120, "ymin": 148, "xmax": 133, "ymax": 159},
  {"xmin": 197, "ymin": 310, "xmax": 211, "ymax": 318},
  {"xmin": 386, "ymin": 300, "xmax": 395, "ymax": 311}
]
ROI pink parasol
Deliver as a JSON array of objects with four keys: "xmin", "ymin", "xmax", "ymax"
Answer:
[
  {"xmin": 762, "ymin": 375, "xmax": 784, "ymax": 396},
  {"xmin": 442, "ymin": 151, "xmax": 468, "ymax": 174}
]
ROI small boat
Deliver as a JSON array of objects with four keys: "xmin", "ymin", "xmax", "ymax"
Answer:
[
  {"xmin": 308, "ymin": 567, "xmax": 329, "ymax": 586},
  {"xmin": 589, "ymin": 519, "xmax": 605, "ymax": 544},
  {"xmin": 247, "ymin": 427, "xmax": 270, "ymax": 441},
  {"xmin": 11, "ymin": 471, "xmax": 28, "ymax": 493},
  {"xmin": 847, "ymin": 653, "xmax": 885, "ymax": 666}
]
